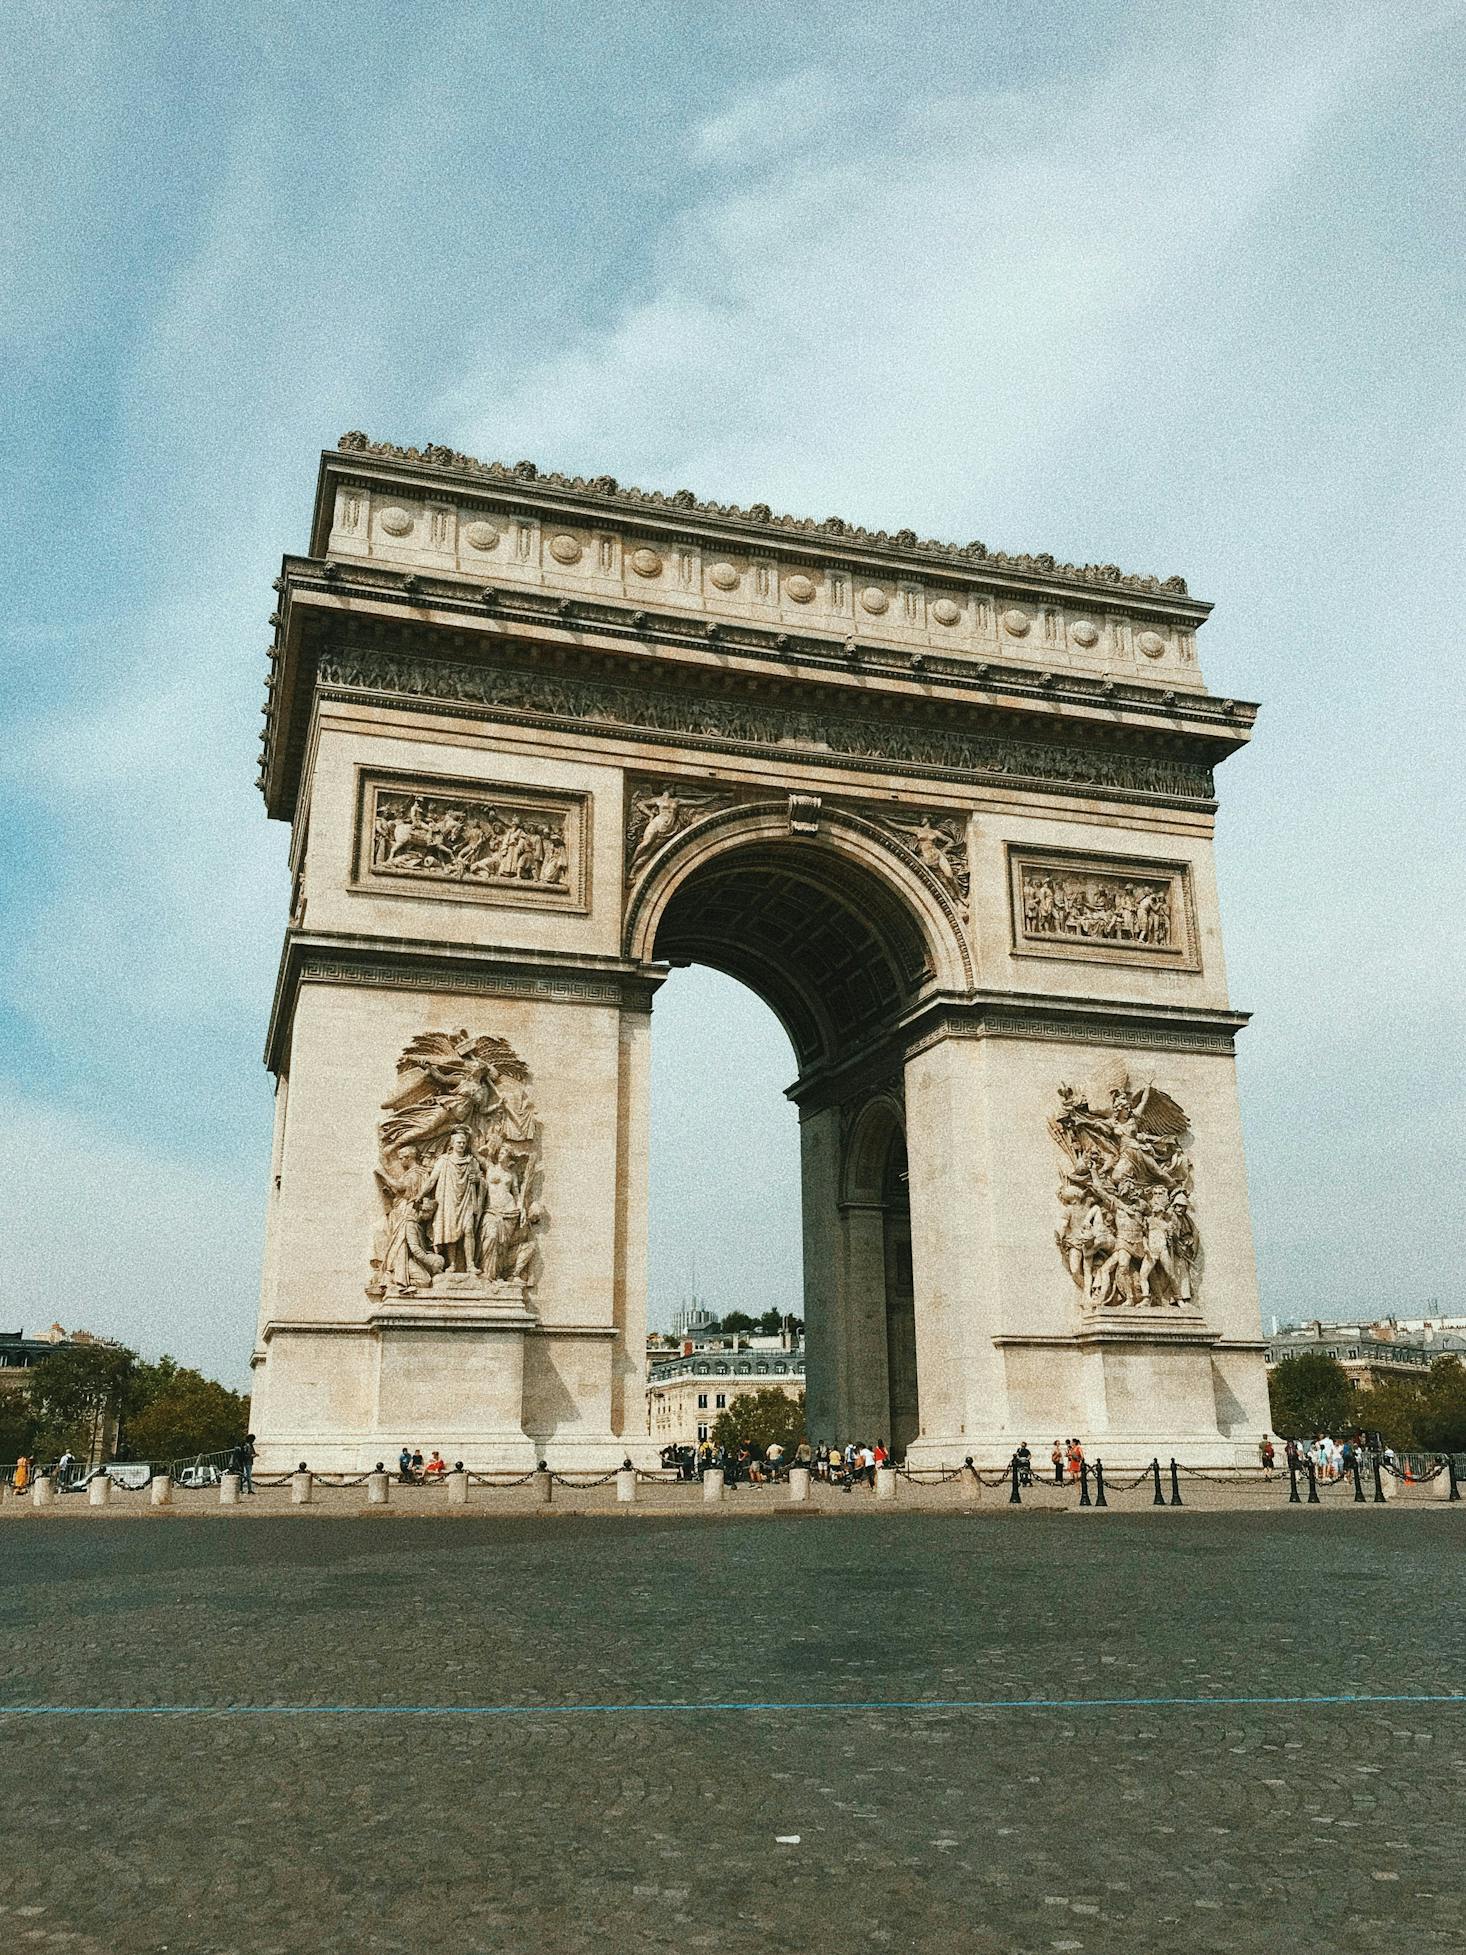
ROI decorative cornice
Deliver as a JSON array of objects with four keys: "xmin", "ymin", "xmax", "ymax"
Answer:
[
  {"xmin": 334, "ymin": 432, "xmax": 1196, "ymax": 601},
  {"xmin": 265, "ymin": 933, "xmax": 663, "ymax": 1074},
  {"xmin": 309, "ymin": 644, "xmax": 1219, "ymax": 808},
  {"xmin": 899, "ymin": 991, "xmax": 1249, "ymax": 1063}
]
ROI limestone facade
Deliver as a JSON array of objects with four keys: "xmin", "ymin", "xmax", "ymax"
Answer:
[{"xmin": 248, "ymin": 435, "xmax": 1269, "ymax": 1470}]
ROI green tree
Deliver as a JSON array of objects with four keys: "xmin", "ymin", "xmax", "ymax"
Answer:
[
  {"xmin": 1353, "ymin": 1375, "xmax": 1426, "ymax": 1450},
  {"xmin": 27, "ymin": 1341, "xmax": 138, "ymax": 1459},
  {"xmin": 1267, "ymin": 1352, "xmax": 1355, "ymax": 1438},
  {"xmin": 0, "ymin": 1391, "xmax": 39, "ymax": 1463},
  {"xmin": 1415, "ymin": 1356, "xmax": 1466, "ymax": 1453},
  {"xmin": 720, "ymin": 1312, "xmax": 757, "ymax": 1334},
  {"xmin": 124, "ymin": 1369, "xmax": 250, "ymax": 1463},
  {"xmin": 710, "ymin": 1388, "xmax": 805, "ymax": 1455}
]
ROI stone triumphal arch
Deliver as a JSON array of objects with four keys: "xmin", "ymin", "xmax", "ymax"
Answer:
[{"xmin": 248, "ymin": 434, "xmax": 1269, "ymax": 1470}]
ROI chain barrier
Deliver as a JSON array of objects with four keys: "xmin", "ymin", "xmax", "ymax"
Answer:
[
  {"xmin": 549, "ymin": 1470, "xmax": 623, "ymax": 1489},
  {"xmin": 895, "ymin": 1466, "xmax": 968, "ymax": 1484}
]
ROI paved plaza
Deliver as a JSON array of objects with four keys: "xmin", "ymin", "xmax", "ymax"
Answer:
[{"xmin": 2, "ymin": 1506, "xmax": 1463, "ymax": 1954}]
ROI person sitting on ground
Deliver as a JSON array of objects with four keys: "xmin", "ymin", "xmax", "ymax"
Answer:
[
  {"xmin": 398, "ymin": 1445, "xmax": 414, "ymax": 1485},
  {"xmin": 425, "ymin": 1449, "xmax": 447, "ymax": 1477},
  {"xmin": 410, "ymin": 1447, "xmax": 425, "ymax": 1481}
]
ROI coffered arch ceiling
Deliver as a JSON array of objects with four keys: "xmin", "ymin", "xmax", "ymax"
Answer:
[{"xmin": 651, "ymin": 841, "xmax": 932, "ymax": 1073}]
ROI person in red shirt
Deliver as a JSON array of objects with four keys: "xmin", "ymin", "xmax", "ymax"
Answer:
[{"xmin": 425, "ymin": 1449, "xmax": 447, "ymax": 1476}]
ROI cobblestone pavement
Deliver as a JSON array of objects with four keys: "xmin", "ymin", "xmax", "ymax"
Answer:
[{"xmin": 2, "ymin": 1508, "xmax": 1463, "ymax": 1954}]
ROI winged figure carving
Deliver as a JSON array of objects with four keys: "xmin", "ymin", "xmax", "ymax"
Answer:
[
  {"xmin": 367, "ymin": 1028, "xmax": 544, "ymax": 1300},
  {"xmin": 1049, "ymin": 1068, "xmax": 1201, "ymax": 1311}
]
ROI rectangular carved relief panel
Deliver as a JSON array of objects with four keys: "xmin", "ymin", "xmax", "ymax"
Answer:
[
  {"xmin": 1007, "ymin": 846, "xmax": 1199, "ymax": 970},
  {"xmin": 353, "ymin": 770, "xmax": 590, "ymax": 912}
]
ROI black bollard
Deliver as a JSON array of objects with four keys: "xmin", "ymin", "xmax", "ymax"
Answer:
[
  {"xmin": 1151, "ymin": 1457, "xmax": 1165, "ymax": 1505},
  {"xmin": 1352, "ymin": 1457, "xmax": 1365, "ymax": 1503},
  {"xmin": 1446, "ymin": 1456, "xmax": 1461, "ymax": 1502},
  {"xmin": 1306, "ymin": 1457, "xmax": 1319, "ymax": 1504},
  {"xmin": 1168, "ymin": 1458, "xmax": 1183, "ymax": 1507},
  {"xmin": 1288, "ymin": 1457, "xmax": 1301, "ymax": 1504},
  {"xmin": 1094, "ymin": 1460, "xmax": 1108, "ymax": 1508},
  {"xmin": 1009, "ymin": 1455, "xmax": 1022, "ymax": 1505},
  {"xmin": 1372, "ymin": 1455, "xmax": 1386, "ymax": 1503},
  {"xmin": 1079, "ymin": 1460, "xmax": 1092, "ymax": 1508}
]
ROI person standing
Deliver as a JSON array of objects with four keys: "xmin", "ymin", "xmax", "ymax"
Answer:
[
  {"xmin": 1051, "ymin": 1440, "xmax": 1065, "ymax": 1485},
  {"xmin": 237, "ymin": 1433, "xmax": 256, "ymax": 1494}
]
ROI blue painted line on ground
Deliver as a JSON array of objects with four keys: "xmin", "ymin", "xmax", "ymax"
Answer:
[{"xmin": 0, "ymin": 1692, "xmax": 1461, "ymax": 1718}]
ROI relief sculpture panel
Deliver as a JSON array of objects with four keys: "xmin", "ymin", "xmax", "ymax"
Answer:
[
  {"xmin": 1008, "ymin": 846, "xmax": 1197, "ymax": 969},
  {"xmin": 355, "ymin": 771, "xmax": 588, "ymax": 911},
  {"xmin": 1049, "ymin": 1066, "xmax": 1202, "ymax": 1314},
  {"xmin": 368, "ymin": 1028, "xmax": 545, "ymax": 1301}
]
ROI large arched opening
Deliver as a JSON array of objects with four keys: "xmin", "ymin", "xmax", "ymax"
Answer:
[{"xmin": 631, "ymin": 807, "xmax": 963, "ymax": 1456}]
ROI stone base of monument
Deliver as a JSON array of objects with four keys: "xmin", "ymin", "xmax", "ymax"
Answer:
[
  {"xmin": 899, "ymin": 1312, "xmax": 1266, "ymax": 1472},
  {"xmin": 255, "ymin": 1284, "xmax": 659, "ymax": 1474}
]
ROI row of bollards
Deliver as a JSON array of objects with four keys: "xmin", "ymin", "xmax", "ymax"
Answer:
[{"xmin": 15, "ymin": 1451, "xmax": 1462, "ymax": 1512}]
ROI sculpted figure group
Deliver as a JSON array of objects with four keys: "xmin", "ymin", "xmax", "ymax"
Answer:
[
  {"xmin": 372, "ymin": 791, "xmax": 569, "ymax": 889},
  {"xmin": 368, "ymin": 1030, "xmax": 544, "ymax": 1299},
  {"xmin": 1050, "ymin": 1070, "xmax": 1200, "ymax": 1310},
  {"xmin": 1022, "ymin": 868, "xmax": 1173, "ymax": 948}
]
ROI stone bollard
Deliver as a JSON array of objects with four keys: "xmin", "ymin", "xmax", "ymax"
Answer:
[
  {"xmin": 703, "ymin": 1467, "xmax": 725, "ymax": 1504},
  {"xmin": 291, "ymin": 1467, "xmax": 313, "ymax": 1506},
  {"xmin": 367, "ymin": 1469, "xmax": 390, "ymax": 1506},
  {"xmin": 534, "ymin": 1462, "xmax": 552, "ymax": 1505},
  {"xmin": 875, "ymin": 1466, "xmax": 897, "ymax": 1501},
  {"xmin": 788, "ymin": 1466, "xmax": 811, "ymax": 1504},
  {"xmin": 220, "ymin": 1472, "xmax": 241, "ymax": 1506},
  {"xmin": 616, "ymin": 1463, "xmax": 637, "ymax": 1504},
  {"xmin": 448, "ymin": 1468, "xmax": 470, "ymax": 1506},
  {"xmin": 89, "ymin": 1474, "xmax": 111, "ymax": 1508},
  {"xmin": 150, "ymin": 1474, "xmax": 172, "ymax": 1509},
  {"xmin": 33, "ymin": 1475, "xmax": 55, "ymax": 1511}
]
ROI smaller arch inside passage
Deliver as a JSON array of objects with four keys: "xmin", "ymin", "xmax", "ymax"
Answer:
[
  {"xmin": 650, "ymin": 841, "xmax": 931, "ymax": 1070},
  {"xmin": 842, "ymin": 1098, "xmax": 920, "ymax": 1458}
]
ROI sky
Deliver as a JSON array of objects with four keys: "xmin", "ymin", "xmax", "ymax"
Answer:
[{"xmin": 3, "ymin": 0, "xmax": 1463, "ymax": 1383}]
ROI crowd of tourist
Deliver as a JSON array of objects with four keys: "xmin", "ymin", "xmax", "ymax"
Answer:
[{"xmin": 659, "ymin": 1438, "xmax": 895, "ymax": 1488}]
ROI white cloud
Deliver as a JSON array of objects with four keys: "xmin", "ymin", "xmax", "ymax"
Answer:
[
  {"xmin": 1, "ymin": 1091, "xmax": 260, "ymax": 1385},
  {"xmin": 442, "ymin": 15, "xmax": 1393, "ymax": 539}
]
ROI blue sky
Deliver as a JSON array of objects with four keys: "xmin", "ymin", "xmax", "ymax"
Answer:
[{"xmin": 3, "ymin": 0, "xmax": 1463, "ymax": 1382}]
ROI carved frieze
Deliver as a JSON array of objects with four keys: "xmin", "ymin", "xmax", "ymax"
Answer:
[
  {"xmin": 354, "ymin": 771, "xmax": 589, "ymax": 912},
  {"xmin": 368, "ymin": 1029, "xmax": 545, "ymax": 1301},
  {"xmin": 1049, "ymin": 1067, "xmax": 1202, "ymax": 1314},
  {"xmin": 1008, "ymin": 846, "xmax": 1198, "ymax": 968},
  {"xmin": 317, "ymin": 650, "xmax": 1216, "ymax": 804}
]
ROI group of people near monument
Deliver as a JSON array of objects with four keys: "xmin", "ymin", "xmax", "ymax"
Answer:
[
  {"xmin": 397, "ymin": 1446, "xmax": 450, "ymax": 1482},
  {"xmin": 668, "ymin": 1438, "xmax": 893, "ymax": 1488}
]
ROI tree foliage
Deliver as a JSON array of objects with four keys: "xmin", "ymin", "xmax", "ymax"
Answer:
[
  {"xmin": 1266, "ymin": 1352, "xmax": 1355, "ymax": 1439},
  {"xmin": 710, "ymin": 1388, "xmax": 805, "ymax": 1455},
  {"xmin": 8, "ymin": 1343, "xmax": 248, "ymax": 1465},
  {"xmin": 27, "ymin": 1342, "xmax": 139, "ymax": 1457},
  {"xmin": 125, "ymin": 1370, "xmax": 249, "ymax": 1461}
]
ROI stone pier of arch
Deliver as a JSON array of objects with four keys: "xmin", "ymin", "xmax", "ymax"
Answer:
[{"xmin": 246, "ymin": 436, "xmax": 1271, "ymax": 1472}]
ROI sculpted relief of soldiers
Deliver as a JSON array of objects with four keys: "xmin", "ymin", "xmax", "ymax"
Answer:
[
  {"xmin": 368, "ymin": 1030, "xmax": 544, "ymax": 1300},
  {"xmin": 1049, "ymin": 1066, "xmax": 1201, "ymax": 1312},
  {"xmin": 372, "ymin": 789, "xmax": 570, "ymax": 889}
]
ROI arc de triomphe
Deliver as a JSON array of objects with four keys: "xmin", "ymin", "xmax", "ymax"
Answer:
[{"xmin": 248, "ymin": 434, "xmax": 1269, "ymax": 1470}]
